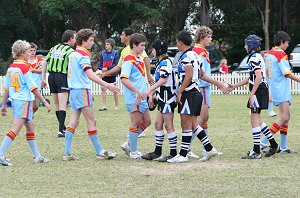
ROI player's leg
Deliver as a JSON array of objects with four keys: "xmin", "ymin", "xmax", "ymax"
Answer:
[
  {"xmin": 128, "ymin": 111, "xmax": 143, "ymax": 159},
  {"xmin": 100, "ymin": 85, "xmax": 107, "ymax": 110}
]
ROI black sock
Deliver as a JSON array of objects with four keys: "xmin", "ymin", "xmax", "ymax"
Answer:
[
  {"xmin": 269, "ymin": 139, "xmax": 278, "ymax": 149},
  {"xmin": 197, "ymin": 130, "xmax": 213, "ymax": 151},
  {"xmin": 170, "ymin": 149, "xmax": 177, "ymax": 157},
  {"xmin": 253, "ymin": 145, "xmax": 260, "ymax": 154},
  {"xmin": 58, "ymin": 110, "xmax": 66, "ymax": 133},
  {"xmin": 55, "ymin": 111, "xmax": 59, "ymax": 121},
  {"xmin": 154, "ymin": 146, "xmax": 162, "ymax": 155}
]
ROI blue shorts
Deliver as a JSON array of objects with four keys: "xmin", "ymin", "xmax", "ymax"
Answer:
[
  {"xmin": 126, "ymin": 102, "xmax": 149, "ymax": 113},
  {"xmin": 274, "ymin": 100, "xmax": 291, "ymax": 106},
  {"xmin": 11, "ymin": 99, "xmax": 33, "ymax": 121},
  {"xmin": 70, "ymin": 88, "xmax": 93, "ymax": 110},
  {"xmin": 200, "ymin": 87, "xmax": 211, "ymax": 107}
]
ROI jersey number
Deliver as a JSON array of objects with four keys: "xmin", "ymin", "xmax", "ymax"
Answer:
[{"xmin": 8, "ymin": 72, "xmax": 21, "ymax": 92}]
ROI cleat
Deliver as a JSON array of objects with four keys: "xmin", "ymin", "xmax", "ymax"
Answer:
[
  {"xmin": 129, "ymin": 151, "xmax": 143, "ymax": 159},
  {"xmin": 199, "ymin": 147, "xmax": 219, "ymax": 162},
  {"xmin": 268, "ymin": 111, "xmax": 277, "ymax": 117},
  {"xmin": 260, "ymin": 143, "xmax": 269, "ymax": 154},
  {"xmin": 63, "ymin": 154, "xmax": 78, "ymax": 161},
  {"xmin": 158, "ymin": 155, "xmax": 176, "ymax": 162},
  {"xmin": 167, "ymin": 154, "xmax": 188, "ymax": 163},
  {"xmin": 264, "ymin": 146, "xmax": 279, "ymax": 157},
  {"xmin": 187, "ymin": 150, "xmax": 200, "ymax": 159},
  {"xmin": 58, "ymin": 131, "xmax": 65, "ymax": 138},
  {"xmin": 241, "ymin": 150, "xmax": 261, "ymax": 159},
  {"xmin": 141, "ymin": 152, "xmax": 162, "ymax": 161},
  {"xmin": 0, "ymin": 157, "xmax": 11, "ymax": 166},
  {"xmin": 33, "ymin": 156, "xmax": 49, "ymax": 163},
  {"xmin": 121, "ymin": 141, "xmax": 130, "ymax": 156},
  {"xmin": 138, "ymin": 132, "xmax": 146, "ymax": 138},
  {"xmin": 278, "ymin": 148, "xmax": 296, "ymax": 154},
  {"xmin": 97, "ymin": 150, "xmax": 117, "ymax": 160}
]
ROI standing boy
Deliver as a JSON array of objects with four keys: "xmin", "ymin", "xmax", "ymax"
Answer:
[
  {"xmin": 228, "ymin": 35, "xmax": 279, "ymax": 159},
  {"xmin": 0, "ymin": 40, "xmax": 51, "ymax": 166},
  {"xmin": 265, "ymin": 31, "xmax": 300, "ymax": 153},
  {"xmin": 42, "ymin": 30, "xmax": 76, "ymax": 137},
  {"xmin": 63, "ymin": 29, "xmax": 119, "ymax": 161},
  {"xmin": 120, "ymin": 33, "xmax": 151, "ymax": 159}
]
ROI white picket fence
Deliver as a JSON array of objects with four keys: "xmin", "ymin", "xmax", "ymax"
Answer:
[{"xmin": 1, "ymin": 73, "xmax": 300, "ymax": 96}]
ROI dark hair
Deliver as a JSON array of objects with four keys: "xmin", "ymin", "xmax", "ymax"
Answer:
[
  {"xmin": 152, "ymin": 39, "xmax": 168, "ymax": 56},
  {"xmin": 122, "ymin": 28, "xmax": 135, "ymax": 37},
  {"xmin": 30, "ymin": 42, "xmax": 37, "ymax": 49},
  {"xmin": 76, "ymin": 29, "xmax": 95, "ymax": 46},
  {"xmin": 129, "ymin": 33, "xmax": 147, "ymax": 49},
  {"xmin": 62, "ymin": 30, "xmax": 76, "ymax": 43},
  {"xmin": 274, "ymin": 31, "xmax": 290, "ymax": 46},
  {"xmin": 176, "ymin": 30, "xmax": 192, "ymax": 46}
]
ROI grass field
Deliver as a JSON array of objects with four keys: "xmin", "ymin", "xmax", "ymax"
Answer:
[{"xmin": 0, "ymin": 94, "xmax": 300, "ymax": 198}]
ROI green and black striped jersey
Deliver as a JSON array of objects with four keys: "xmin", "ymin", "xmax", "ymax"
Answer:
[{"xmin": 45, "ymin": 44, "xmax": 73, "ymax": 74}]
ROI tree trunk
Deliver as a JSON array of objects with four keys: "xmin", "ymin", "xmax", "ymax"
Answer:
[
  {"xmin": 200, "ymin": 0, "xmax": 210, "ymax": 26},
  {"xmin": 280, "ymin": 0, "xmax": 288, "ymax": 32},
  {"xmin": 264, "ymin": 0, "xmax": 270, "ymax": 50}
]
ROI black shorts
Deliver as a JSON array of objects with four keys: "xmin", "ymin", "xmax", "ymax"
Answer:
[
  {"xmin": 157, "ymin": 100, "xmax": 177, "ymax": 113},
  {"xmin": 178, "ymin": 89, "xmax": 202, "ymax": 116},
  {"xmin": 247, "ymin": 93, "xmax": 268, "ymax": 110},
  {"xmin": 48, "ymin": 72, "xmax": 69, "ymax": 93},
  {"xmin": 102, "ymin": 76, "xmax": 117, "ymax": 84}
]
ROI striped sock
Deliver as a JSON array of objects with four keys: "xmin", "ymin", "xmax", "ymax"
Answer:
[
  {"xmin": 201, "ymin": 123, "xmax": 209, "ymax": 137},
  {"xmin": 196, "ymin": 127, "xmax": 213, "ymax": 152},
  {"xmin": 64, "ymin": 127, "xmax": 75, "ymax": 155},
  {"xmin": 154, "ymin": 130, "xmax": 164, "ymax": 155},
  {"xmin": 269, "ymin": 122, "xmax": 281, "ymax": 134},
  {"xmin": 88, "ymin": 130, "xmax": 103, "ymax": 155},
  {"xmin": 138, "ymin": 123, "xmax": 147, "ymax": 136},
  {"xmin": 280, "ymin": 125, "xmax": 288, "ymax": 150},
  {"xmin": 129, "ymin": 127, "xmax": 138, "ymax": 153},
  {"xmin": 260, "ymin": 122, "xmax": 278, "ymax": 148},
  {"xmin": 252, "ymin": 127, "xmax": 261, "ymax": 154},
  {"xmin": 191, "ymin": 125, "xmax": 202, "ymax": 141},
  {"xmin": 26, "ymin": 133, "xmax": 41, "ymax": 158},
  {"xmin": 0, "ymin": 131, "xmax": 16, "ymax": 157},
  {"xmin": 168, "ymin": 132, "xmax": 177, "ymax": 157},
  {"xmin": 179, "ymin": 130, "xmax": 192, "ymax": 157}
]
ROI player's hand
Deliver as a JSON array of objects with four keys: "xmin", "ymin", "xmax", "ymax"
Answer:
[
  {"xmin": 107, "ymin": 83, "xmax": 119, "ymax": 94},
  {"xmin": 226, "ymin": 83, "xmax": 235, "ymax": 92},
  {"xmin": 102, "ymin": 68, "xmax": 108, "ymax": 72},
  {"xmin": 142, "ymin": 89, "xmax": 151, "ymax": 100},
  {"xmin": 177, "ymin": 92, "xmax": 182, "ymax": 105},
  {"xmin": 249, "ymin": 95, "xmax": 255, "ymax": 108},
  {"xmin": 41, "ymin": 80, "xmax": 47, "ymax": 88},
  {"xmin": 135, "ymin": 91, "xmax": 142, "ymax": 105},
  {"xmin": 148, "ymin": 75, "xmax": 155, "ymax": 86},
  {"xmin": 44, "ymin": 102, "xmax": 51, "ymax": 112},
  {"xmin": 1, "ymin": 107, "xmax": 7, "ymax": 116},
  {"xmin": 95, "ymin": 70, "xmax": 103, "ymax": 77}
]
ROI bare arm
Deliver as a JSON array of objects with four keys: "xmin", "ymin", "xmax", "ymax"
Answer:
[
  {"xmin": 121, "ymin": 77, "xmax": 141, "ymax": 104},
  {"xmin": 286, "ymin": 73, "xmax": 300, "ymax": 83},
  {"xmin": 144, "ymin": 57, "xmax": 154, "ymax": 85},
  {"xmin": 31, "ymin": 88, "xmax": 51, "ymax": 112},
  {"xmin": 101, "ymin": 66, "xmax": 121, "ymax": 78},
  {"xmin": 1, "ymin": 90, "xmax": 9, "ymax": 116},
  {"xmin": 41, "ymin": 61, "xmax": 48, "ymax": 88},
  {"xmin": 142, "ymin": 77, "xmax": 167, "ymax": 99},
  {"xmin": 201, "ymin": 68, "xmax": 228, "ymax": 93}
]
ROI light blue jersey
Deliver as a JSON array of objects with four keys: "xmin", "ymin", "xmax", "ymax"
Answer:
[
  {"xmin": 68, "ymin": 46, "xmax": 92, "ymax": 89},
  {"xmin": 177, "ymin": 49, "xmax": 201, "ymax": 92},
  {"xmin": 120, "ymin": 53, "xmax": 147, "ymax": 104},
  {"xmin": 3, "ymin": 60, "xmax": 37, "ymax": 101},
  {"xmin": 266, "ymin": 47, "xmax": 292, "ymax": 105}
]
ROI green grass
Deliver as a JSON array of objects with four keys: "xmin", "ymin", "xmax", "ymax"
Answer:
[{"xmin": 1, "ymin": 94, "xmax": 300, "ymax": 197}]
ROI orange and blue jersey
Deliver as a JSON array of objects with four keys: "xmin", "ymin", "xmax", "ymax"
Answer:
[
  {"xmin": 120, "ymin": 52, "xmax": 147, "ymax": 104},
  {"xmin": 29, "ymin": 56, "xmax": 43, "ymax": 90},
  {"xmin": 3, "ymin": 60, "xmax": 37, "ymax": 101},
  {"xmin": 266, "ymin": 47, "xmax": 292, "ymax": 104},
  {"xmin": 193, "ymin": 44, "xmax": 211, "ymax": 87},
  {"xmin": 67, "ymin": 46, "xmax": 92, "ymax": 89},
  {"xmin": 177, "ymin": 49, "xmax": 201, "ymax": 92},
  {"xmin": 98, "ymin": 49, "xmax": 119, "ymax": 77}
]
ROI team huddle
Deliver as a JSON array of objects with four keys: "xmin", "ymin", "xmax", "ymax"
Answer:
[{"xmin": 0, "ymin": 26, "xmax": 298, "ymax": 166}]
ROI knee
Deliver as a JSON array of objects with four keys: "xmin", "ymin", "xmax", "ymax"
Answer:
[{"xmin": 280, "ymin": 113, "xmax": 290, "ymax": 122}]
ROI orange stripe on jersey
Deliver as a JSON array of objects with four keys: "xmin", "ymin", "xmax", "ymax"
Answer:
[
  {"xmin": 88, "ymin": 130, "xmax": 97, "ymax": 135},
  {"xmin": 66, "ymin": 127, "xmax": 75, "ymax": 134},
  {"xmin": 124, "ymin": 54, "xmax": 145, "ymax": 76},
  {"xmin": 6, "ymin": 131, "xmax": 17, "ymax": 140},
  {"xmin": 75, "ymin": 46, "xmax": 91, "ymax": 57},
  {"xmin": 193, "ymin": 44, "xmax": 210, "ymax": 64},
  {"xmin": 9, "ymin": 60, "xmax": 31, "ymax": 74},
  {"xmin": 129, "ymin": 127, "xmax": 138, "ymax": 133},
  {"xmin": 26, "ymin": 133, "xmax": 35, "ymax": 140}
]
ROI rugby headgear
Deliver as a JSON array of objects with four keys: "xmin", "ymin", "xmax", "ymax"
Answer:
[
  {"xmin": 244, "ymin": 35, "xmax": 262, "ymax": 53},
  {"xmin": 152, "ymin": 39, "xmax": 168, "ymax": 57}
]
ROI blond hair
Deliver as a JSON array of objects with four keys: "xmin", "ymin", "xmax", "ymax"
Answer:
[
  {"xmin": 11, "ymin": 40, "xmax": 31, "ymax": 59},
  {"xmin": 219, "ymin": 58, "xmax": 227, "ymax": 67},
  {"xmin": 194, "ymin": 26, "xmax": 213, "ymax": 43}
]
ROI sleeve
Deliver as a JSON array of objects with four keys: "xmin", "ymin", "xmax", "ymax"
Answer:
[
  {"xmin": 23, "ymin": 72, "xmax": 38, "ymax": 91},
  {"xmin": 181, "ymin": 56, "xmax": 193, "ymax": 69},
  {"xmin": 98, "ymin": 52, "xmax": 103, "ymax": 70},
  {"xmin": 279, "ymin": 58, "xmax": 292, "ymax": 76},
  {"xmin": 159, "ymin": 60, "xmax": 171, "ymax": 78},
  {"xmin": 3, "ymin": 74, "xmax": 10, "ymax": 90},
  {"xmin": 79, "ymin": 56, "xmax": 92, "ymax": 71},
  {"xmin": 120, "ymin": 61, "xmax": 133, "ymax": 79},
  {"xmin": 117, "ymin": 50, "xmax": 125, "ymax": 68},
  {"xmin": 44, "ymin": 47, "xmax": 53, "ymax": 62}
]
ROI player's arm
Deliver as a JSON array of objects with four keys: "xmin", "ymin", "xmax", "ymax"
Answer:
[
  {"xmin": 121, "ymin": 76, "xmax": 142, "ymax": 104},
  {"xmin": 41, "ymin": 60, "xmax": 48, "ymax": 88},
  {"xmin": 1, "ymin": 89, "xmax": 9, "ymax": 116},
  {"xmin": 31, "ymin": 88, "xmax": 51, "ymax": 112},
  {"xmin": 201, "ymin": 68, "xmax": 228, "ymax": 93},
  {"xmin": 142, "ymin": 77, "xmax": 167, "ymax": 99},
  {"xmin": 144, "ymin": 56, "xmax": 154, "ymax": 85},
  {"xmin": 101, "ymin": 66, "xmax": 121, "ymax": 77},
  {"xmin": 177, "ymin": 64, "xmax": 193, "ymax": 105},
  {"xmin": 286, "ymin": 73, "xmax": 300, "ymax": 83}
]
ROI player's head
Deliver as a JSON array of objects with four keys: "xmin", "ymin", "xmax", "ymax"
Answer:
[
  {"xmin": 273, "ymin": 31, "xmax": 290, "ymax": 48},
  {"xmin": 76, "ymin": 29, "xmax": 95, "ymax": 45},
  {"xmin": 129, "ymin": 33, "xmax": 146, "ymax": 49},
  {"xmin": 29, "ymin": 42, "xmax": 38, "ymax": 57},
  {"xmin": 176, "ymin": 30, "xmax": 192, "ymax": 51},
  {"xmin": 62, "ymin": 30, "xmax": 76, "ymax": 46},
  {"xmin": 121, "ymin": 28, "xmax": 135, "ymax": 44},
  {"xmin": 11, "ymin": 40, "xmax": 31, "ymax": 60},
  {"xmin": 194, "ymin": 26, "xmax": 213, "ymax": 44},
  {"xmin": 152, "ymin": 39, "xmax": 168, "ymax": 57},
  {"xmin": 244, "ymin": 34, "xmax": 262, "ymax": 54}
]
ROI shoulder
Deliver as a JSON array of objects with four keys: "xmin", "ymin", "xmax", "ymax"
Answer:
[
  {"xmin": 268, "ymin": 47, "xmax": 288, "ymax": 62},
  {"xmin": 9, "ymin": 61, "xmax": 31, "ymax": 74},
  {"xmin": 192, "ymin": 46, "xmax": 207, "ymax": 57}
]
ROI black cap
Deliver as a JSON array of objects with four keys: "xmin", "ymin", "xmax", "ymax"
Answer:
[{"xmin": 152, "ymin": 39, "xmax": 168, "ymax": 56}]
